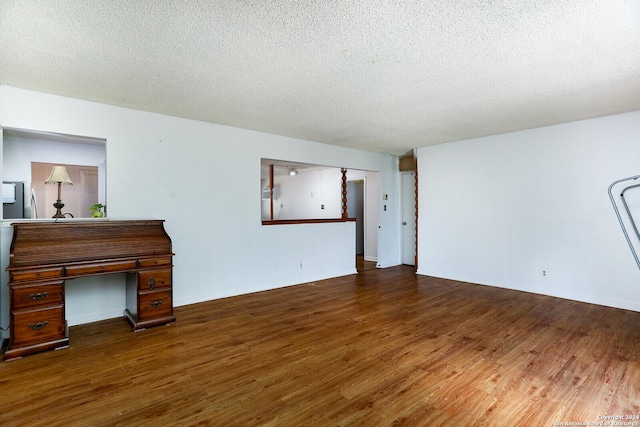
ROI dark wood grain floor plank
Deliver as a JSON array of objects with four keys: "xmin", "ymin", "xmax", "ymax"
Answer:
[{"xmin": 1, "ymin": 265, "xmax": 639, "ymax": 426}]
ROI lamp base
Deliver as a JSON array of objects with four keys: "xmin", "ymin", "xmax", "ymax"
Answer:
[{"xmin": 52, "ymin": 200, "xmax": 66, "ymax": 218}]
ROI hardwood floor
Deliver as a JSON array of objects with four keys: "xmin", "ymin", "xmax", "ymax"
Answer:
[
  {"xmin": 1, "ymin": 266, "xmax": 639, "ymax": 426},
  {"xmin": 356, "ymin": 255, "xmax": 377, "ymax": 272}
]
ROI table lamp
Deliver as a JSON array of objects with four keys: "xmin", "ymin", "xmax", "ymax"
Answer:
[{"xmin": 45, "ymin": 165, "xmax": 73, "ymax": 218}]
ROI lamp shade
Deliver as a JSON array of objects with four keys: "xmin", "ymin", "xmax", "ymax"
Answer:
[{"xmin": 45, "ymin": 166, "xmax": 73, "ymax": 185}]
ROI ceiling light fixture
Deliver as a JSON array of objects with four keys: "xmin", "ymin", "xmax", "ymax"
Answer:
[{"xmin": 287, "ymin": 167, "xmax": 299, "ymax": 176}]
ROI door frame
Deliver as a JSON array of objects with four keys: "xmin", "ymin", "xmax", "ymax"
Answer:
[
  {"xmin": 347, "ymin": 177, "xmax": 367, "ymax": 258},
  {"xmin": 401, "ymin": 170, "xmax": 418, "ymax": 268}
]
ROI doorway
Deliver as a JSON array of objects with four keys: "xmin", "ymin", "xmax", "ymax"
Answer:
[
  {"xmin": 348, "ymin": 178, "xmax": 377, "ymax": 272},
  {"xmin": 347, "ymin": 180, "xmax": 364, "ymax": 256},
  {"xmin": 31, "ymin": 162, "xmax": 99, "ymax": 218},
  {"xmin": 401, "ymin": 172, "xmax": 416, "ymax": 266}
]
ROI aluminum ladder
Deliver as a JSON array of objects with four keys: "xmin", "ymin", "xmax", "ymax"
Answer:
[{"xmin": 609, "ymin": 175, "xmax": 640, "ymax": 271}]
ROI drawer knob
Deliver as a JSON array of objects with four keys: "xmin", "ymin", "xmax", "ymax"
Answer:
[
  {"xmin": 29, "ymin": 321, "xmax": 49, "ymax": 330},
  {"xmin": 147, "ymin": 277, "xmax": 155, "ymax": 289},
  {"xmin": 149, "ymin": 300, "xmax": 163, "ymax": 308},
  {"xmin": 29, "ymin": 292, "xmax": 49, "ymax": 301}
]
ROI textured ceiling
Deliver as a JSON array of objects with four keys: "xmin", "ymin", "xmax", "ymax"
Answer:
[{"xmin": 1, "ymin": 1, "xmax": 639, "ymax": 156}]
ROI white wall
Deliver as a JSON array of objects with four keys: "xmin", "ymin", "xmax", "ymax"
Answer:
[
  {"xmin": 0, "ymin": 86, "xmax": 401, "ymax": 331},
  {"xmin": 272, "ymin": 167, "xmax": 342, "ymax": 220},
  {"xmin": 3, "ymin": 136, "xmax": 105, "ymax": 183},
  {"xmin": 417, "ymin": 110, "xmax": 640, "ymax": 312}
]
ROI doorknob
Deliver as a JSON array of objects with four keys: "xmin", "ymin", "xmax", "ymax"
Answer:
[{"xmin": 402, "ymin": 222, "xmax": 407, "ymax": 225}]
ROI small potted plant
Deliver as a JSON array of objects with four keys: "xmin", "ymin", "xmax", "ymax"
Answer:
[{"xmin": 89, "ymin": 203, "xmax": 106, "ymax": 218}]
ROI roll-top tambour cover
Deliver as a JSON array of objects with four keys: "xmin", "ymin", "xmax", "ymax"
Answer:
[{"xmin": 7, "ymin": 220, "xmax": 172, "ymax": 269}]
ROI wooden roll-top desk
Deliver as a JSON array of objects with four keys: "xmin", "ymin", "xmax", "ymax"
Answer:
[{"xmin": 4, "ymin": 220, "xmax": 176, "ymax": 361}]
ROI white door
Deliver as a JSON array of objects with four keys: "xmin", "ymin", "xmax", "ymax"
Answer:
[{"xmin": 401, "ymin": 172, "xmax": 416, "ymax": 265}]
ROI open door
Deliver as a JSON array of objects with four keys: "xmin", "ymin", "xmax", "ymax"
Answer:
[{"xmin": 401, "ymin": 172, "xmax": 416, "ymax": 266}]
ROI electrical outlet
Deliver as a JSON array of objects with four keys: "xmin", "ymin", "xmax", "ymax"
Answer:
[
  {"xmin": 542, "ymin": 270, "xmax": 547, "ymax": 277},
  {"xmin": 299, "ymin": 262, "xmax": 303, "ymax": 268}
]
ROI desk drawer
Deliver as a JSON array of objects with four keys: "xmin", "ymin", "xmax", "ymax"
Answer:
[
  {"xmin": 138, "ymin": 257, "xmax": 172, "ymax": 269},
  {"xmin": 65, "ymin": 260, "xmax": 138, "ymax": 277},
  {"xmin": 12, "ymin": 282, "xmax": 64, "ymax": 310},
  {"xmin": 10, "ymin": 268, "xmax": 63, "ymax": 282},
  {"xmin": 11, "ymin": 306, "xmax": 65, "ymax": 347},
  {"xmin": 138, "ymin": 269, "xmax": 171, "ymax": 290},
  {"xmin": 138, "ymin": 290, "xmax": 173, "ymax": 321}
]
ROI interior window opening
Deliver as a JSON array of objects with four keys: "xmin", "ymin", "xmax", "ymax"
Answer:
[{"xmin": 2, "ymin": 128, "xmax": 107, "ymax": 220}]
